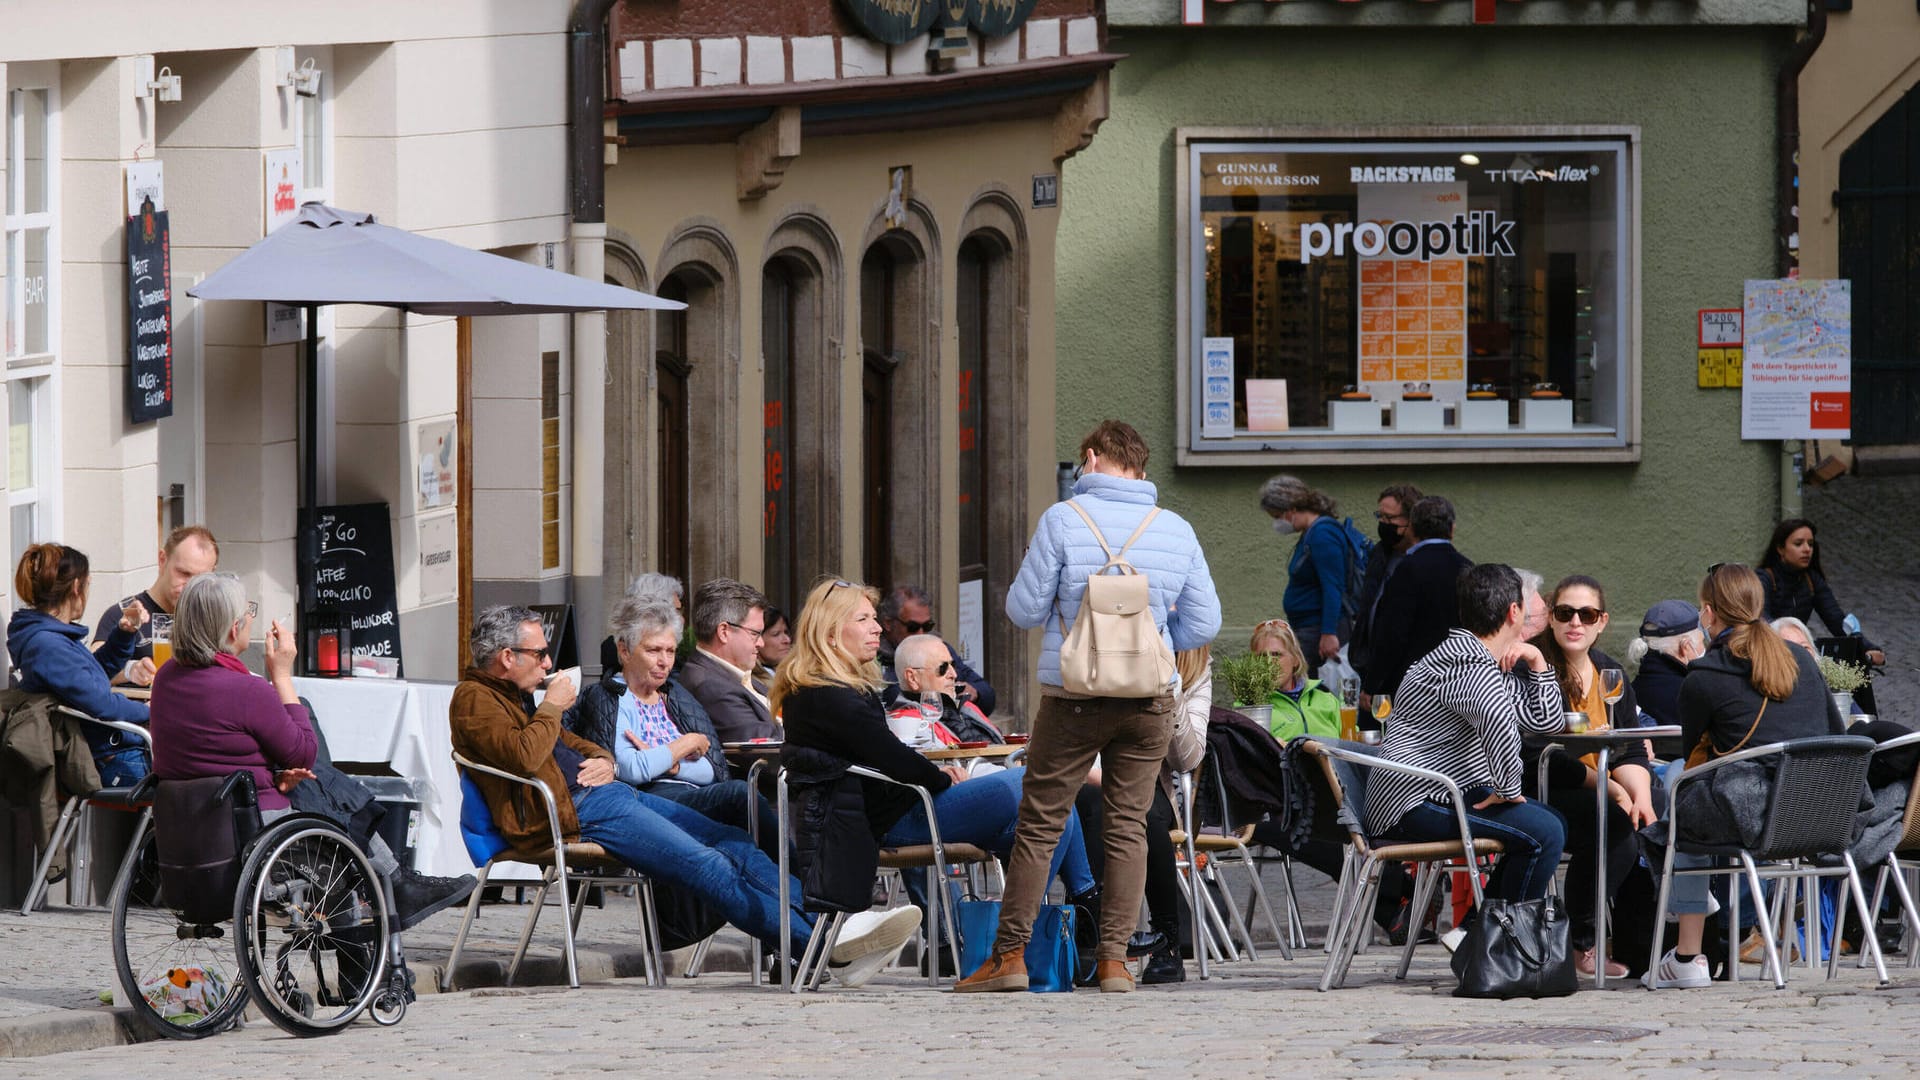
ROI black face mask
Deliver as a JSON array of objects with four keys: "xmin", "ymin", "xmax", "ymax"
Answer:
[{"xmin": 1378, "ymin": 521, "xmax": 1403, "ymax": 547}]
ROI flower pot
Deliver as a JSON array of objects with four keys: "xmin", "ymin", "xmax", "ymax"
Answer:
[
  {"xmin": 1831, "ymin": 691, "xmax": 1856, "ymax": 718},
  {"xmin": 1235, "ymin": 704, "xmax": 1274, "ymax": 730}
]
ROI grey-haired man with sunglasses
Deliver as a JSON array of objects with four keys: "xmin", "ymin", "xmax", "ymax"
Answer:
[
  {"xmin": 889, "ymin": 634, "xmax": 1004, "ymax": 748},
  {"xmin": 877, "ymin": 584, "xmax": 996, "ymax": 715}
]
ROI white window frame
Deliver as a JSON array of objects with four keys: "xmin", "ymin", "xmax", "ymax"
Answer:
[
  {"xmin": 6, "ymin": 65, "xmax": 62, "ymax": 555},
  {"xmin": 1174, "ymin": 125, "xmax": 1643, "ymax": 467}
]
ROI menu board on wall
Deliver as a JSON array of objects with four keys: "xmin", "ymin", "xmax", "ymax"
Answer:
[
  {"xmin": 311, "ymin": 502, "xmax": 404, "ymax": 675},
  {"xmin": 1354, "ymin": 183, "xmax": 1468, "ymax": 404},
  {"xmin": 126, "ymin": 197, "xmax": 174, "ymax": 423}
]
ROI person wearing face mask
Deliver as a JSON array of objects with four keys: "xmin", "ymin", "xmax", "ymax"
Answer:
[
  {"xmin": 1627, "ymin": 601, "xmax": 1708, "ymax": 728},
  {"xmin": 1258, "ymin": 474, "xmax": 1368, "ymax": 665},
  {"xmin": 1350, "ymin": 484, "xmax": 1422, "ymax": 677}
]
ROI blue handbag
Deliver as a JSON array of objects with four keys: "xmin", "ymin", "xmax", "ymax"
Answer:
[{"xmin": 955, "ymin": 899, "xmax": 1077, "ymax": 993}]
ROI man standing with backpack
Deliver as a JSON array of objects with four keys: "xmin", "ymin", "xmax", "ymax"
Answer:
[
  {"xmin": 1259, "ymin": 475, "xmax": 1373, "ymax": 665},
  {"xmin": 955, "ymin": 420, "xmax": 1220, "ymax": 994}
]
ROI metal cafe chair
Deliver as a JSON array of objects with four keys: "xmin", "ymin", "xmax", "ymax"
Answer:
[{"xmin": 20, "ymin": 709, "xmax": 155, "ymax": 916}]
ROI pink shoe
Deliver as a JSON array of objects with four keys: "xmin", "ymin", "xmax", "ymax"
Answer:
[{"xmin": 1574, "ymin": 947, "xmax": 1628, "ymax": 979}]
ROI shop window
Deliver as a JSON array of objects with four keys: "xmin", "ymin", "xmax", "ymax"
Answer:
[
  {"xmin": 1180, "ymin": 131, "xmax": 1637, "ymax": 462},
  {"xmin": 655, "ymin": 274, "xmax": 692, "ymax": 590},
  {"xmin": 761, "ymin": 259, "xmax": 800, "ymax": 611},
  {"xmin": 540, "ymin": 350, "xmax": 561, "ymax": 570},
  {"xmin": 6, "ymin": 85, "xmax": 55, "ymax": 361},
  {"xmin": 6, "ymin": 74, "xmax": 60, "ymax": 567}
]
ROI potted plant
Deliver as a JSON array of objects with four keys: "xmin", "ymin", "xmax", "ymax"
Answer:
[
  {"xmin": 1219, "ymin": 651, "xmax": 1281, "ymax": 729},
  {"xmin": 1817, "ymin": 654, "xmax": 1869, "ymax": 719}
]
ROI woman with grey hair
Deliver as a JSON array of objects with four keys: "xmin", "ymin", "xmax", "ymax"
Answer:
[
  {"xmin": 151, "ymin": 573, "xmax": 315, "ymax": 812},
  {"xmin": 565, "ymin": 596, "xmax": 778, "ymax": 859},
  {"xmin": 601, "ymin": 572, "xmax": 688, "ymax": 673},
  {"xmin": 150, "ymin": 573, "xmax": 476, "ymax": 929},
  {"xmin": 1260, "ymin": 474, "xmax": 1356, "ymax": 663}
]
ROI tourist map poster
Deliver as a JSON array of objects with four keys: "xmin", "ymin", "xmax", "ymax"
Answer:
[{"xmin": 1741, "ymin": 279, "xmax": 1850, "ymax": 440}]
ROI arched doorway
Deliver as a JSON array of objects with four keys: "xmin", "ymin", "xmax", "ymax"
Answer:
[
  {"xmin": 859, "ymin": 224, "xmax": 938, "ymax": 592},
  {"xmin": 760, "ymin": 215, "xmax": 843, "ymax": 614}
]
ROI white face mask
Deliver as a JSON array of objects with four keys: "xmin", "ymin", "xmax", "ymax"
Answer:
[{"xmin": 1272, "ymin": 516, "xmax": 1296, "ymax": 536}]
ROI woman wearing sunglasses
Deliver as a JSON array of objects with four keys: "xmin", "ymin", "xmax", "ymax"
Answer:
[{"xmin": 1525, "ymin": 574, "xmax": 1657, "ymax": 978}]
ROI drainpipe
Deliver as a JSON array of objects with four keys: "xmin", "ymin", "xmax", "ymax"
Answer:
[
  {"xmin": 1774, "ymin": 0, "xmax": 1827, "ymax": 519},
  {"xmin": 569, "ymin": 0, "xmax": 617, "ymax": 658}
]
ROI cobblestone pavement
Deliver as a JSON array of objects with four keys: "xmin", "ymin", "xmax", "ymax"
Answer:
[
  {"xmin": 10, "ymin": 861, "xmax": 1920, "ymax": 1077},
  {"xmin": 1802, "ymin": 473, "xmax": 1920, "ymax": 728}
]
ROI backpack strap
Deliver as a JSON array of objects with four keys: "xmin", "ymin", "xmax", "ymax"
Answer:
[{"xmin": 1053, "ymin": 499, "xmax": 1164, "ymax": 630}]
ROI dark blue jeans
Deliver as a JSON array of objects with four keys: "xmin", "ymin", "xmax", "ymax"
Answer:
[
  {"xmin": 1389, "ymin": 791, "xmax": 1567, "ymax": 903},
  {"xmin": 572, "ymin": 782, "xmax": 813, "ymax": 956},
  {"xmin": 883, "ymin": 766, "xmax": 1095, "ymax": 895},
  {"xmin": 643, "ymin": 779, "xmax": 782, "ymax": 862},
  {"xmin": 96, "ymin": 747, "xmax": 150, "ymax": 789}
]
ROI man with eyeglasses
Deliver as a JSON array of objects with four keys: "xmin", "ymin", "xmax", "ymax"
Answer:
[
  {"xmin": 678, "ymin": 578, "xmax": 778, "ymax": 743},
  {"xmin": 877, "ymin": 584, "xmax": 996, "ymax": 714}
]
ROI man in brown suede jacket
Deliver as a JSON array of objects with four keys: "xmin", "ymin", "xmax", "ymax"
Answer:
[{"xmin": 450, "ymin": 605, "xmax": 917, "ymax": 978}]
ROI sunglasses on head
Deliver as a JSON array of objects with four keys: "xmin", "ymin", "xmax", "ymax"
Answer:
[{"xmin": 1551, "ymin": 605, "xmax": 1605, "ymax": 626}]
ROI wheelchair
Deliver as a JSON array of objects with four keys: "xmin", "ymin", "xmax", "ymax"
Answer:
[{"xmin": 108, "ymin": 770, "xmax": 414, "ymax": 1039}]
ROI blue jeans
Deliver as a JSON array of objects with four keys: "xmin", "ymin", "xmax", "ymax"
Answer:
[
  {"xmin": 1389, "ymin": 791, "xmax": 1567, "ymax": 903},
  {"xmin": 643, "ymin": 779, "xmax": 782, "ymax": 862},
  {"xmin": 883, "ymin": 767, "xmax": 1094, "ymax": 895},
  {"xmin": 96, "ymin": 747, "xmax": 150, "ymax": 789},
  {"xmin": 572, "ymin": 782, "xmax": 813, "ymax": 956}
]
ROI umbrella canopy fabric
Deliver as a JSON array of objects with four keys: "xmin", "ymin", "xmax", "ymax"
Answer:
[{"xmin": 187, "ymin": 203, "xmax": 683, "ymax": 315}]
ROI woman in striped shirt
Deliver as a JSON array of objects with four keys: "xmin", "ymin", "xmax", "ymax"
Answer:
[{"xmin": 1365, "ymin": 563, "xmax": 1569, "ymax": 903}]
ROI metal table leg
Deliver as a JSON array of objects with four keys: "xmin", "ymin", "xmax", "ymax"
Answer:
[
  {"xmin": 1593, "ymin": 744, "xmax": 1611, "ymax": 989},
  {"xmin": 746, "ymin": 757, "xmax": 769, "ymax": 986}
]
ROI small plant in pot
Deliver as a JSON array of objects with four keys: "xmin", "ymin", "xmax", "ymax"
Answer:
[
  {"xmin": 1817, "ymin": 653, "xmax": 1869, "ymax": 718},
  {"xmin": 1219, "ymin": 651, "xmax": 1281, "ymax": 727}
]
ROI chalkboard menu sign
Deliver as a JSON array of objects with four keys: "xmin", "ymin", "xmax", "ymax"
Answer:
[
  {"xmin": 528, "ymin": 604, "xmax": 579, "ymax": 670},
  {"xmin": 310, "ymin": 502, "xmax": 403, "ymax": 676},
  {"xmin": 126, "ymin": 197, "xmax": 174, "ymax": 423}
]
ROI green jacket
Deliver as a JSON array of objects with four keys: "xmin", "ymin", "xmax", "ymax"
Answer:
[{"xmin": 1266, "ymin": 679, "xmax": 1342, "ymax": 742}]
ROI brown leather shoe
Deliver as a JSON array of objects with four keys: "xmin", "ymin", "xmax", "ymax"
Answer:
[
  {"xmin": 953, "ymin": 949, "xmax": 1027, "ymax": 993},
  {"xmin": 1096, "ymin": 959, "xmax": 1134, "ymax": 993}
]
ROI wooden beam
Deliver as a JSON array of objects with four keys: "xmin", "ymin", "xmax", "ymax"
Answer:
[{"xmin": 457, "ymin": 315, "xmax": 474, "ymax": 671}]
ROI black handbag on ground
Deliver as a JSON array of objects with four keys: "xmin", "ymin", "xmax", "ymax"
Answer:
[{"xmin": 1449, "ymin": 895, "xmax": 1577, "ymax": 999}]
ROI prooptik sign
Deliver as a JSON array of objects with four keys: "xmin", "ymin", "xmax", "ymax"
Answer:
[{"xmin": 1299, "ymin": 210, "xmax": 1516, "ymax": 265}]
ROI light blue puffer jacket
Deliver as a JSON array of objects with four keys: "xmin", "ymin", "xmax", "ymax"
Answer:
[{"xmin": 1006, "ymin": 473, "xmax": 1222, "ymax": 691}]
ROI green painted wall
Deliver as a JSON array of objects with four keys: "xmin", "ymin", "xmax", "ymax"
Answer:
[{"xmin": 1055, "ymin": 26, "xmax": 1792, "ymax": 657}]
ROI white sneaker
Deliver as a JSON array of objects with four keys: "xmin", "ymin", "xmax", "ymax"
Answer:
[
  {"xmin": 1440, "ymin": 927, "xmax": 1468, "ymax": 954},
  {"xmin": 1641, "ymin": 948, "xmax": 1711, "ymax": 989},
  {"xmin": 828, "ymin": 906, "xmax": 921, "ymax": 969}
]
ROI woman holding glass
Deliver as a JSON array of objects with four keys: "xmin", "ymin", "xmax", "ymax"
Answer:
[{"xmin": 1526, "ymin": 573, "xmax": 1657, "ymax": 977}]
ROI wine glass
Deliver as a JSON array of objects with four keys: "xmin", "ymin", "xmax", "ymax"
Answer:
[
  {"xmin": 1371, "ymin": 692, "xmax": 1392, "ymax": 731},
  {"xmin": 1599, "ymin": 668, "xmax": 1625, "ymax": 730}
]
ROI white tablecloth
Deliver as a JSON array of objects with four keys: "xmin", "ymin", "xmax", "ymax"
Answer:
[{"xmin": 295, "ymin": 677, "xmax": 474, "ymax": 880}]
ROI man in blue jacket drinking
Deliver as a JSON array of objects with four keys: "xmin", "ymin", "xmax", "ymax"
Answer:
[{"xmin": 956, "ymin": 420, "xmax": 1220, "ymax": 994}]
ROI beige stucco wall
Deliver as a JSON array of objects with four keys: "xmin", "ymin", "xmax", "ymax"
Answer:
[
  {"xmin": 604, "ymin": 117, "xmax": 1064, "ymax": 695},
  {"xmin": 2, "ymin": 5, "xmax": 576, "ymax": 680},
  {"xmin": 1797, "ymin": 4, "xmax": 1920, "ymax": 281}
]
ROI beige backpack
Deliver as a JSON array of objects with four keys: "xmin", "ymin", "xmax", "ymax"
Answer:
[{"xmin": 1055, "ymin": 499, "xmax": 1177, "ymax": 698}]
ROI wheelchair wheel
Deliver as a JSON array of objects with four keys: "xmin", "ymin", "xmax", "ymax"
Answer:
[
  {"xmin": 232, "ymin": 819, "xmax": 390, "ymax": 1038},
  {"xmin": 110, "ymin": 829, "xmax": 250, "ymax": 1040}
]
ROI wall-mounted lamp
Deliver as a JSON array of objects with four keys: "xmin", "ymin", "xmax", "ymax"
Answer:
[
  {"xmin": 277, "ymin": 47, "xmax": 322, "ymax": 97},
  {"xmin": 133, "ymin": 56, "xmax": 183, "ymax": 103}
]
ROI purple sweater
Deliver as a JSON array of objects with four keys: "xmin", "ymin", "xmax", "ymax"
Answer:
[{"xmin": 150, "ymin": 655, "xmax": 317, "ymax": 810}]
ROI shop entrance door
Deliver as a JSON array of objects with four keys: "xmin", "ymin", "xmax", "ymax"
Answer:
[{"xmin": 1837, "ymin": 84, "xmax": 1920, "ymax": 446}]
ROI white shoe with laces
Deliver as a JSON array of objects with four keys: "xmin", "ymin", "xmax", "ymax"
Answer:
[
  {"xmin": 1641, "ymin": 948, "xmax": 1711, "ymax": 989},
  {"xmin": 826, "ymin": 906, "xmax": 921, "ymax": 987}
]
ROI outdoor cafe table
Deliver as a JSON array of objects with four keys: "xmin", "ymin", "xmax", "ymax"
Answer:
[
  {"xmin": 921, "ymin": 743, "xmax": 1025, "ymax": 762},
  {"xmin": 1524, "ymin": 723, "xmax": 1685, "ymax": 988}
]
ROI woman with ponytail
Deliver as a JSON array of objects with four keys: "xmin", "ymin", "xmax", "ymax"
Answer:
[
  {"xmin": 7, "ymin": 544, "xmax": 152, "ymax": 784},
  {"xmin": 1642, "ymin": 563, "xmax": 1847, "ymax": 990}
]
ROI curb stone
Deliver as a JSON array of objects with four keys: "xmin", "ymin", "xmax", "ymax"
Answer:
[{"xmin": 0, "ymin": 938, "xmax": 741, "ymax": 1059}]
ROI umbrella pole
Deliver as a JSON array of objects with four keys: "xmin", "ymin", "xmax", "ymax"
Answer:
[{"xmin": 299, "ymin": 303, "xmax": 320, "ymax": 675}]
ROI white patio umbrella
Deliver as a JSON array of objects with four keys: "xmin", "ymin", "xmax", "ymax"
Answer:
[{"xmin": 187, "ymin": 203, "xmax": 683, "ymax": 661}]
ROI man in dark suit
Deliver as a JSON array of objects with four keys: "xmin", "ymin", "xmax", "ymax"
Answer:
[
  {"xmin": 677, "ymin": 578, "xmax": 779, "ymax": 743},
  {"xmin": 1360, "ymin": 495, "xmax": 1474, "ymax": 700}
]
